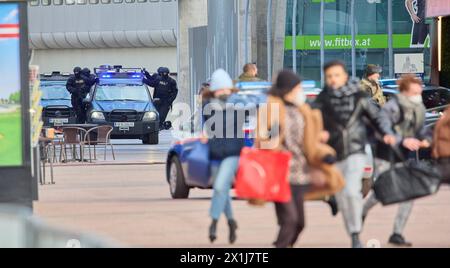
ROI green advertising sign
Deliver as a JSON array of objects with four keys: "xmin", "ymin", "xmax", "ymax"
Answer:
[
  {"xmin": 0, "ymin": 3, "xmax": 23, "ymax": 167},
  {"xmin": 285, "ymin": 34, "xmax": 430, "ymax": 50}
]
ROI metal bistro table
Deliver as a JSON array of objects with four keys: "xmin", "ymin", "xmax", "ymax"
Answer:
[{"xmin": 61, "ymin": 124, "xmax": 98, "ymax": 162}]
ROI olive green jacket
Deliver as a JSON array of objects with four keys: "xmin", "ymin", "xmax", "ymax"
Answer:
[{"xmin": 360, "ymin": 78, "xmax": 386, "ymax": 106}]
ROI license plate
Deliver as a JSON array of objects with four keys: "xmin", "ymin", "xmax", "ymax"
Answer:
[
  {"xmin": 50, "ymin": 118, "xmax": 69, "ymax": 126},
  {"xmin": 114, "ymin": 122, "xmax": 135, "ymax": 131}
]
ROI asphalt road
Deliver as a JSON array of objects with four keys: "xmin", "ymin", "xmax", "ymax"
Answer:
[{"xmin": 34, "ymin": 131, "xmax": 450, "ymax": 248}]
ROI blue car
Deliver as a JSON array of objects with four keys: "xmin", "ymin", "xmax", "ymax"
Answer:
[
  {"xmin": 84, "ymin": 65, "xmax": 160, "ymax": 144},
  {"xmin": 166, "ymin": 81, "xmax": 271, "ymax": 199},
  {"xmin": 40, "ymin": 72, "xmax": 77, "ymax": 127}
]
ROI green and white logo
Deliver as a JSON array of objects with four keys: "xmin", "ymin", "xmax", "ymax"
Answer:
[{"xmin": 285, "ymin": 34, "xmax": 430, "ymax": 50}]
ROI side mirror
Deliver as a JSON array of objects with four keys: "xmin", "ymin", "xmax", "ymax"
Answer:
[{"xmin": 153, "ymin": 98, "xmax": 161, "ymax": 105}]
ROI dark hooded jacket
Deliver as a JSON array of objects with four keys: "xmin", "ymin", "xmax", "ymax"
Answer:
[{"xmin": 202, "ymin": 92, "xmax": 249, "ymax": 160}]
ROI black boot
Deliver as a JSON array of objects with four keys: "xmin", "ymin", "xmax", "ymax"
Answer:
[
  {"xmin": 351, "ymin": 233, "xmax": 363, "ymax": 248},
  {"xmin": 228, "ymin": 219, "xmax": 238, "ymax": 244},
  {"xmin": 388, "ymin": 233, "xmax": 412, "ymax": 247},
  {"xmin": 209, "ymin": 219, "xmax": 218, "ymax": 243},
  {"xmin": 326, "ymin": 196, "xmax": 339, "ymax": 216}
]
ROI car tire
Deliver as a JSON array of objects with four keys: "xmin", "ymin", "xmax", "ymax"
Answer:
[
  {"xmin": 168, "ymin": 156, "xmax": 190, "ymax": 199},
  {"xmin": 143, "ymin": 132, "xmax": 159, "ymax": 145}
]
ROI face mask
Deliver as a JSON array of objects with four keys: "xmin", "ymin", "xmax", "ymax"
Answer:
[
  {"xmin": 294, "ymin": 91, "xmax": 306, "ymax": 106},
  {"xmin": 408, "ymin": 95, "xmax": 423, "ymax": 104}
]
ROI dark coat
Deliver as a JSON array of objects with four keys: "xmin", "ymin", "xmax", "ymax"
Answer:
[
  {"xmin": 376, "ymin": 95, "xmax": 430, "ymax": 162},
  {"xmin": 66, "ymin": 75, "xmax": 87, "ymax": 100},
  {"xmin": 144, "ymin": 73, "xmax": 178, "ymax": 104},
  {"xmin": 313, "ymin": 80, "xmax": 394, "ymax": 160},
  {"xmin": 202, "ymin": 94, "xmax": 247, "ymax": 160}
]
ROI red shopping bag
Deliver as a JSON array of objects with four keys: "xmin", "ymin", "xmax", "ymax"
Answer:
[{"xmin": 235, "ymin": 147, "xmax": 292, "ymax": 203}]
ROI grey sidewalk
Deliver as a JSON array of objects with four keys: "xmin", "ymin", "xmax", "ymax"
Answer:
[{"xmin": 34, "ymin": 164, "xmax": 450, "ymax": 248}]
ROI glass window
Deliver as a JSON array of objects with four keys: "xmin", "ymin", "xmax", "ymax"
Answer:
[
  {"xmin": 30, "ymin": 0, "xmax": 40, "ymax": 6},
  {"xmin": 284, "ymin": 0, "xmax": 322, "ymax": 82},
  {"xmin": 125, "ymin": 0, "xmax": 135, "ymax": 3},
  {"xmin": 95, "ymin": 85, "xmax": 150, "ymax": 102},
  {"xmin": 53, "ymin": 0, "xmax": 63, "ymax": 5},
  {"xmin": 353, "ymin": 0, "xmax": 389, "ymax": 78},
  {"xmin": 41, "ymin": 85, "xmax": 71, "ymax": 101},
  {"xmin": 77, "ymin": 0, "xmax": 87, "ymax": 4},
  {"xmin": 137, "ymin": 0, "xmax": 147, "ymax": 2},
  {"xmin": 89, "ymin": 0, "xmax": 100, "ymax": 3},
  {"xmin": 65, "ymin": 0, "xmax": 75, "ymax": 5},
  {"xmin": 42, "ymin": 0, "xmax": 51, "ymax": 5},
  {"xmin": 284, "ymin": 0, "xmax": 432, "ymax": 84},
  {"xmin": 101, "ymin": 0, "xmax": 111, "ymax": 3},
  {"xmin": 113, "ymin": 0, "xmax": 123, "ymax": 3}
]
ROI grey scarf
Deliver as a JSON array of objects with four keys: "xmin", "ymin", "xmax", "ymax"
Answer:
[{"xmin": 396, "ymin": 94, "xmax": 426, "ymax": 137}]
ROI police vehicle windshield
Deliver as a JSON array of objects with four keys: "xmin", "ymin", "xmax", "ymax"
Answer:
[
  {"xmin": 95, "ymin": 84, "xmax": 150, "ymax": 102},
  {"xmin": 41, "ymin": 84, "xmax": 71, "ymax": 100}
]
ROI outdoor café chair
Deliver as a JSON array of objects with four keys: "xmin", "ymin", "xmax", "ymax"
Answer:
[
  {"xmin": 61, "ymin": 127, "xmax": 87, "ymax": 163},
  {"xmin": 83, "ymin": 125, "xmax": 115, "ymax": 162}
]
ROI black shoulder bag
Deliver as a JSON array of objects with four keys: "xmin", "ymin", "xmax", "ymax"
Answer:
[{"xmin": 373, "ymin": 147, "xmax": 442, "ymax": 206}]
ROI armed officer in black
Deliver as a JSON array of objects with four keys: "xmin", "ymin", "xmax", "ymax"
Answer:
[
  {"xmin": 144, "ymin": 67, "xmax": 178, "ymax": 129},
  {"xmin": 66, "ymin": 67, "xmax": 88, "ymax": 123}
]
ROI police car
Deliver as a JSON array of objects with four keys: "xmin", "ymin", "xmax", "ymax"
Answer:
[
  {"xmin": 40, "ymin": 72, "xmax": 76, "ymax": 127},
  {"xmin": 84, "ymin": 65, "xmax": 160, "ymax": 144}
]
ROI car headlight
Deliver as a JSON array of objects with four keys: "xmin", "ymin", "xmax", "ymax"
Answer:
[
  {"xmin": 143, "ymin": 111, "xmax": 158, "ymax": 121},
  {"xmin": 91, "ymin": 111, "xmax": 105, "ymax": 120}
]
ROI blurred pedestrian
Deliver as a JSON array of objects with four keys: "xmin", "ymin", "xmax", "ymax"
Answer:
[
  {"xmin": 360, "ymin": 64, "xmax": 386, "ymax": 106},
  {"xmin": 363, "ymin": 74, "xmax": 431, "ymax": 247},
  {"xmin": 237, "ymin": 63, "xmax": 261, "ymax": 82},
  {"xmin": 432, "ymin": 106, "xmax": 450, "ymax": 184},
  {"xmin": 313, "ymin": 60, "xmax": 396, "ymax": 248},
  {"xmin": 255, "ymin": 70, "xmax": 338, "ymax": 248},
  {"xmin": 203, "ymin": 69, "xmax": 247, "ymax": 244}
]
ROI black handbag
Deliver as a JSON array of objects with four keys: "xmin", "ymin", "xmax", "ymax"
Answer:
[{"xmin": 373, "ymin": 149, "xmax": 442, "ymax": 206}]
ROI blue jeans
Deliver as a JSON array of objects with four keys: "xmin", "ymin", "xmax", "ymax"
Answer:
[{"xmin": 209, "ymin": 156, "xmax": 240, "ymax": 220}]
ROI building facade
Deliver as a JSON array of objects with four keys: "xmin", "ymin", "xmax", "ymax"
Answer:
[
  {"xmin": 27, "ymin": 0, "xmax": 178, "ymax": 74},
  {"xmin": 284, "ymin": 0, "xmax": 436, "ymax": 86}
]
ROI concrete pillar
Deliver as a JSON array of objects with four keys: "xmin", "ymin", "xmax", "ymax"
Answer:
[
  {"xmin": 251, "ymin": 0, "xmax": 287, "ymax": 81},
  {"xmin": 272, "ymin": 0, "xmax": 288, "ymax": 75},
  {"xmin": 207, "ymin": 0, "xmax": 239, "ymax": 78},
  {"xmin": 177, "ymin": 0, "xmax": 207, "ymax": 106},
  {"xmin": 430, "ymin": 18, "xmax": 440, "ymax": 86}
]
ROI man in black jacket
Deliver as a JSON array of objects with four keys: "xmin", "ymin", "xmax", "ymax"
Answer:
[
  {"xmin": 313, "ymin": 60, "xmax": 396, "ymax": 248},
  {"xmin": 144, "ymin": 67, "xmax": 178, "ymax": 130},
  {"xmin": 66, "ymin": 67, "xmax": 88, "ymax": 123}
]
